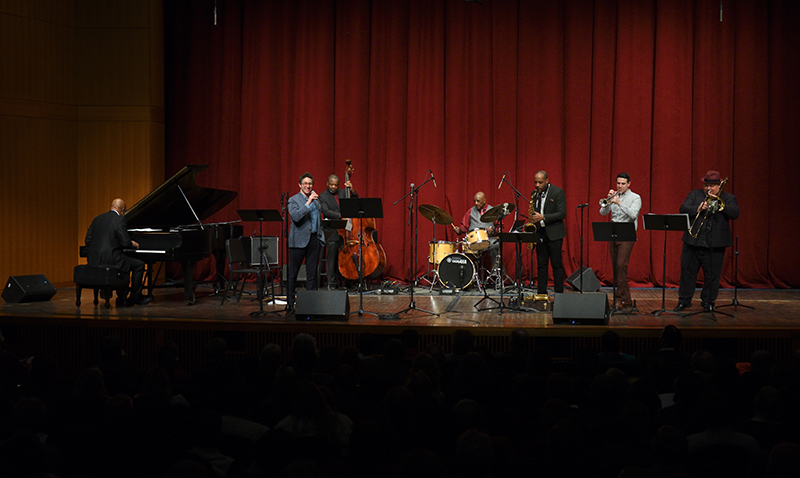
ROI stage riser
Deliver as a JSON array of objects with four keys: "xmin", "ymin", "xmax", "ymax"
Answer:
[{"xmin": 1, "ymin": 320, "xmax": 797, "ymax": 380}]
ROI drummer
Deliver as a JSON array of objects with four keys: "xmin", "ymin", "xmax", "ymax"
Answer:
[{"xmin": 452, "ymin": 191, "xmax": 499, "ymax": 274}]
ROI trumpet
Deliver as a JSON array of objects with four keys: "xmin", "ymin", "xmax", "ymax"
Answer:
[{"xmin": 599, "ymin": 190, "xmax": 620, "ymax": 207}]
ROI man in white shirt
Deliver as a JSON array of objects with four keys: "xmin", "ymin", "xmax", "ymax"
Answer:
[{"xmin": 599, "ymin": 173, "xmax": 641, "ymax": 308}]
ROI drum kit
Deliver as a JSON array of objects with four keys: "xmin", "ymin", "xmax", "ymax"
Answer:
[{"xmin": 417, "ymin": 203, "xmax": 514, "ymax": 291}]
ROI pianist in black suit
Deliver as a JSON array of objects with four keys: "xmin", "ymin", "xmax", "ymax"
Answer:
[{"xmin": 85, "ymin": 198, "xmax": 152, "ymax": 306}]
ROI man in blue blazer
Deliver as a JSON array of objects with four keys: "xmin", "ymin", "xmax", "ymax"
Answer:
[{"xmin": 286, "ymin": 173, "xmax": 325, "ymax": 313}]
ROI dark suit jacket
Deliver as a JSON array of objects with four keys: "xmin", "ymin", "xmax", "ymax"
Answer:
[
  {"xmin": 531, "ymin": 184, "xmax": 567, "ymax": 241},
  {"xmin": 319, "ymin": 188, "xmax": 358, "ymax": 220},
  {"xmin": 85, "ymin": 210, "xmax": 134, "ymax": 270},
  {"xmin": 680, "ymin": 189, "xmax": 739, "ymax": 247}
]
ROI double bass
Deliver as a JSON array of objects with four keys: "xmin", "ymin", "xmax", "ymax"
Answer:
[{"xmin": 337, "ymin": 160, "xmax": 387, "ymax": 280}]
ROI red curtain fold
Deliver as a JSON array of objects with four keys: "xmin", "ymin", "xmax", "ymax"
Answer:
[{"xmin": 165, "ymin": 0, "xmax": 800, "ymax": 289}]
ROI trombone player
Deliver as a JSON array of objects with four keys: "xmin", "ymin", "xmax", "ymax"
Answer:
[
  {"xmin": 599, "ymin": 173, "xmax": 641, "ymax": 309},
  {"xmin": 674, "ymin": 170, "xmax": 739, "ymax": 314}
]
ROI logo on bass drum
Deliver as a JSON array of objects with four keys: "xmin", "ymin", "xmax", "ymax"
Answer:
[{"xmin": 446, "ymin": 256, "xmax": 468, "ymax": 265}]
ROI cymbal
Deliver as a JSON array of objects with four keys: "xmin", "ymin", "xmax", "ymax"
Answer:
[
  {"xmin": 418, "ymin": 204, "xmax": 453, "ymax": 225},
  {"xmin": 480, "ymin": 203, "xmax": 515, "ymax": 222}
]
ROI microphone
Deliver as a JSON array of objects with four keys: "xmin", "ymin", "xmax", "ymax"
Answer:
[
  {"xmin": 498, "ymin": 171, "xmax": 507, "ymax": 189},
  {"xmin": 577, "ymin": 203, "xmax": 589, "ymax": 208},
  {"xmin": 430, "ymin": 170, "xmax": 437, "ymax": 188},
  {"xmin": 410, "ymin": 183, "xmax": 415, "ymax": 190}
]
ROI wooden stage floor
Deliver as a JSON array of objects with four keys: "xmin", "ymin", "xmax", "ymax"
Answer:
[
  {"xmin": 2, "ymin": 283, "xmax": 798, "ymax": 332},
  {"xmin": 2, "ymin": 283, "xmax": 800, "ymax": 378}
]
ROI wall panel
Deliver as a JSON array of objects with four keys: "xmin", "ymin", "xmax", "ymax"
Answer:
[{"xmin": 1, "ymin": 0, "xmax": 164, "ymax": 285}]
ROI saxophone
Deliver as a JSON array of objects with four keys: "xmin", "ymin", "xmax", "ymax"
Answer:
[
  {"xmin": 524, "ymin": 192, "xmax": 538, "ymax": 250},
  {"xmin": 523, "ymin": 192, "xmax": 538, "ymax": 234}
]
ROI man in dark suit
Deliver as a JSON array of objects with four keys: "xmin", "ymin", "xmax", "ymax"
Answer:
[
  {"xmin": 85, "ymin": 198, "xmax": 152, "ymax": 306},
  {"xmin": 286, "ymin": 173, "xmax": 325, "ymax": 314},
  {"xmin": 529, "ymin": 170, "xmax": 567, "ymax": 295},
  {"xmin": 319, "ymin": 174, "xmax": 357, "ymax": 289},
  {"xmin": 674, "ymin": 170, "xmax": 739, "ymax": 313}
]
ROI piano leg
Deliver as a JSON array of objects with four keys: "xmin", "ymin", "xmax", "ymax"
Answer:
[{"xmin": 183, "ymin": 259, "xmax": 197, "ymax": 305}]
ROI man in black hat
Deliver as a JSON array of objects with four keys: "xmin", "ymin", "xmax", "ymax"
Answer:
[{"xmin": 674, "ymin": 170, "xmax": 739, "ymax": 313}]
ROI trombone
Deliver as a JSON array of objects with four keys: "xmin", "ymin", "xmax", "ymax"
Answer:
[{"xmin": 688, "ymin": 177, "xmax": 729, "ymax": 238}]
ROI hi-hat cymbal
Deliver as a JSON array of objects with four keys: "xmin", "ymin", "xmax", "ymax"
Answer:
[
  {"xmin": 480, "ymin": 203, "xmax": 515, "ymax": 222},
  {"xmin": 418, "ymin": 204, "xmax": 453, "ymax": 225}
]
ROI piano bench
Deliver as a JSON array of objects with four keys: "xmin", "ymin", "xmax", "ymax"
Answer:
[{"xmin": 73, "ymin": 265, "xmax": 128, "ymax": 309}]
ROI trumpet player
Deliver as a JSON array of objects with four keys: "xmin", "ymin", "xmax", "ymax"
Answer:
[
  {"xmin": 674, "ymin": 170, "xmax": 739, "ymax": 314},
  {"xmin": 599, "ymin": 173, "xmax": 641, "ymax": 309}
]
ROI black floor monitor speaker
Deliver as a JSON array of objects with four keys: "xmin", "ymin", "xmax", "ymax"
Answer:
[
  {"xmin": 552, "ymin": 292, "xmax": 610, "ymax": 325},
  {"xmin": 566, "ymin": 266, "xmax": 601, "ymax": 292},
  {"xmin": 295, "ymin": 290, "xmax": 350, "ymax": 321},
  {"xmin": 3, "ymin": 274, "xmax": 57, "ymax": 303}
]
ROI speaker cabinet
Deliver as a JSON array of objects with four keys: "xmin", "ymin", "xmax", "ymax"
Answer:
[
  {"xmin": 3, "ymin": 275, "xmax": 57, "ymax": 303},
  {"xmin": 295, "ymin": 290, "xmax": 350, "ymax": 321},
  {"xmin": 552, "ymin": 292, "xmax": 609, "ymax": 325},
  {"xmin": 566, "ymin": 266, "xmax": 601, "ymax": 292},
  {"xmin": 245, "ymin": 236, "xmax": 279, "ymax": 266}
]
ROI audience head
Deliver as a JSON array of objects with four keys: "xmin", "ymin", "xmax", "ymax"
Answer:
[
  {"xmin": 452, "ymin": 329, "xmax": 475, "ymax": 356},
  {"xmin": 601, "ymin": 330, "xmax": 622, "ymax": 354}
]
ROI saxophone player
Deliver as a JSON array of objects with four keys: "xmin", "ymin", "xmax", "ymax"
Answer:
[
  {"xmin": 674, "ymin": 170, "xmax": 739, "ymax": 314},
  {"xmin": 599, "ymin": 173, "xmax": 642, "ymax": 309}
]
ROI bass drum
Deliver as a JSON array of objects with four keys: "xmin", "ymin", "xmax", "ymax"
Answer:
[{"xmin": 437, "ymin": 253, "xmax": 475, "ymax": 290}]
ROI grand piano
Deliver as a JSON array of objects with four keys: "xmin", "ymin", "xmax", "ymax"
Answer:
[{"xmin": 124, "ymin": 164, "xmax": 241, "ymax": 305}]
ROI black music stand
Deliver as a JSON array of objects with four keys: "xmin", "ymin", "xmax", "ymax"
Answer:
[
  {"xmin": 237, "ymin": 209, "xmax": 283, "ymax": 317},
  {"xmin": 339, "ymin": 198, "xmax": 382, "ymax": 318},
  {"xmin": 322, "ymin": 219, "xmax": 348, "ymax": 289},
  {"xmin": 593, "ymin": 222, "xmax": 637, "ymax": 316},
  {"xmin": 644, "ymin": 214, "xmax": 688, "ymax": 316},
  {"xmin": 495, "ymin": 232, "xmax": 539, "ymax": 313}
]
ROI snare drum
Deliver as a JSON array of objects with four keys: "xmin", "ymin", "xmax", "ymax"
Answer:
[
  {"xmin": 429, "ymin": 241, "xmax": 458, "ymax": 264},
  {"xmin": 465, "ymin": 228, "xmax": 490, "ymax": 251},
  {"xmin": 437, "ymin": 253, "xmax": 475, "ymax": 290}
]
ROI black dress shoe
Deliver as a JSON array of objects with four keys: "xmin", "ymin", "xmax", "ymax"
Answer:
[
  {"xmin": 132, "ymin": 295, "xmax": 154, "ymax": 306},
  {"xmin": 673, "ymin": 303, "xmax": 689, "ymax": 312},
  {"xmin": 703, "ymin": 302, "xmax": 714, "ymax": 313}
]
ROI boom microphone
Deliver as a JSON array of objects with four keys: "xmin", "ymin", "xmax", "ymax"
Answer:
[
  {"xmin": 498, "ymin": 171, "xmax": 507, "ymax": 189},
  {"xmin": 430, "ymin": 170, "xmax": 437, "ymax": 188}
]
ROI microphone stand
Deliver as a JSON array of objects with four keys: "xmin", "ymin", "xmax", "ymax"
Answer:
[
  {"xmin": 576, "ymin": 204, "xmax": 589, "ymax": 294},
  {"xmin": 499, "ymin": 176, "xmax": 535, "ymax": 294},
  {"xmin": 381, "ymin": 178, "xmax": 438, "ymax": 319},
  {"xmin": 716, "ymin": 235, "xmax": 754, "ymax": 312}
]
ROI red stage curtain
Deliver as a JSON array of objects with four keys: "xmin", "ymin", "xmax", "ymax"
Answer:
[{"xmin": 165, "ymin": 0, "xmax": 800, "ymax": 289}]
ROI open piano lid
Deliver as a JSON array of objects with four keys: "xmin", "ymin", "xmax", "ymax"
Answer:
[{"xmin": 125, "ymin": 164, "xmax": 238, "ymax": 229}]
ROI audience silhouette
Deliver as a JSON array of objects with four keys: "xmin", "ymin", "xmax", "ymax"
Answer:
[{"xmin": 1, "ymin": 325, "xmax": 799, "ymax": 477}]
